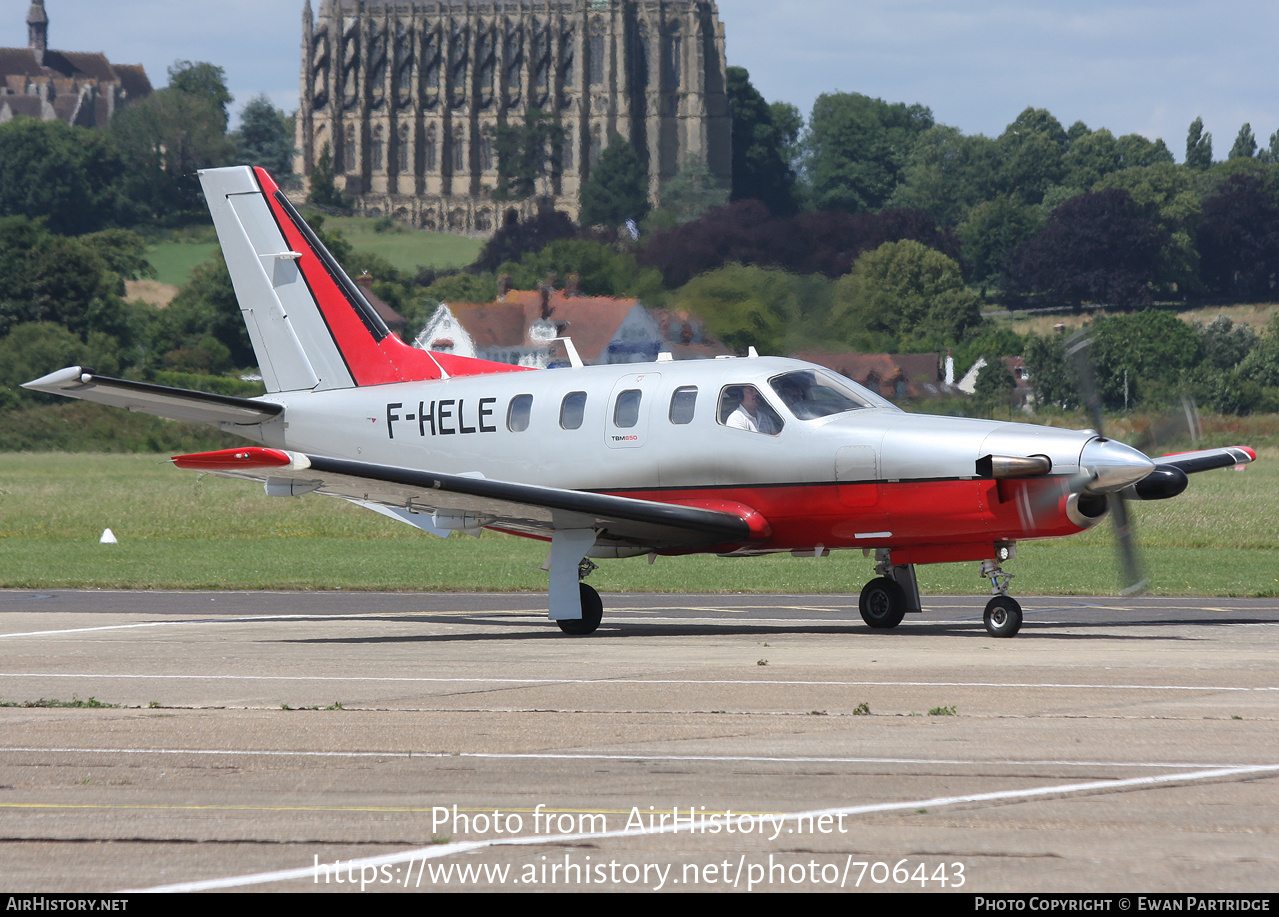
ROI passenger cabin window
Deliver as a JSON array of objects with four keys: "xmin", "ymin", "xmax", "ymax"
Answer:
[
  {"xmin": 614, "ymin": 389, "xmax": 642, "ymax": 428},
  {"xmin": 507, "ymin": 394, "xmax": 533, "ymax": 432},
  {"xmin": 668, "ymin": 386, "xmax": 697, "ymax": 424},
  {"xmin": 718, "ymin": 385, "xmax": 784, "ymax": 436},
  {"xmin": 560, "ymin": 391, "xmax": 587, "ymax": 430},
  {"xmin": 769, "ymin": 369, "xmax": 884, "ymax": 420}
]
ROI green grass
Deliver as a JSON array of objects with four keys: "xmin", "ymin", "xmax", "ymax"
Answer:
[
  {"xmin": 144, "ymin": 216, "xmax": 483, "ymax": 287},
  {"xmin": 320, "ymin": 215, "xmax": 484, "ymax": 274},
  {"xmin": 146, "ymin": 240, "xmax": 221, "ymax": 287},
  {"xmin": 0, "ymin": 451, "xmax": 1276, "ymax": 596}
]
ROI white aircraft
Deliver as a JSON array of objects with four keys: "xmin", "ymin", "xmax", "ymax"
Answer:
[{"xmin": 25, "ymin": 167, "xmax": 1256, "ymax": 638}]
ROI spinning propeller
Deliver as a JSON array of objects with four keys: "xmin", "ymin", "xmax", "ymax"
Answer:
[{"xmin": 1060, "ymin": 333, "xmax": 1203, "ymax": 595}]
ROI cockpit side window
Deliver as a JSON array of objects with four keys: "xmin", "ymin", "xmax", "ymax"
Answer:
[
  {"xmin": 718, "ymin": 384, "xmax": 784, "ymax": 435},
  {"xmin": 769, "ymin": 369, "xmax": 885, "ymax": 419}
]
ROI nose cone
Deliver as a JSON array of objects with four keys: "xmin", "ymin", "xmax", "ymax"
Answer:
[{"xmin": 1079, "ymin": 438, "xmax": 1155, "ymax": 493}]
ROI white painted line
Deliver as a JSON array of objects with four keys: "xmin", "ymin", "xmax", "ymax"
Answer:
[
  {"xmin": 131, "ymin": 762, "xmax": 1279, "ymax": 892},
  {"xmin": 0, "ymin": 745, "xmax": 1270, "ymax": 771},
  {"xmin": 2, "ymin": 672, "xmax": 1275, "ymax": 692}
]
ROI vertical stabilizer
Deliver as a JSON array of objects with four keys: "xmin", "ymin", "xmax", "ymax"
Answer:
[{"xmin": 199, "ymin": 167, "xmax": 528, "ymax": 392}]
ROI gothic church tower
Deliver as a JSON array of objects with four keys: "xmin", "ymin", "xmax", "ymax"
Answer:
[{"xmin": 297, "ymin": 0, "xmax": 730, "ymax": 234}]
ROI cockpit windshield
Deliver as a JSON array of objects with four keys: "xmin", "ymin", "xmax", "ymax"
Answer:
[{"xmin": 768, "ymin": 369, "xmax": 891, "ymax": 419}]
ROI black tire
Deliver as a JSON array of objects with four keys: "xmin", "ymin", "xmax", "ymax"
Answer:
[
  {"xmin": 983, "ymin": 595, "xmax": 1023, "ymax": 638},
  {"xmin": 859, "ymin": 577, "xmax": 906, "ymax": 629},
  {"xmin": 557, "ymin": 583, "xmax": 603, "ymax": 635}
]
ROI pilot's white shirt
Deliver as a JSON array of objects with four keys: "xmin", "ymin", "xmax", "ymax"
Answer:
[{"xmin": 727, "ymin": 405, "xmax": 778, "ymax": 435}]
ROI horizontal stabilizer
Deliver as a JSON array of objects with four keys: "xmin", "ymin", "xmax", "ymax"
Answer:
[{"xmin": 22, "ymin": 367, "xmax": 283, "ymax": 426}]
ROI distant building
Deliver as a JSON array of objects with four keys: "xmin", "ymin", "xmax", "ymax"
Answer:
[
  {"xmin": 415, "ymin": 288, "xmax": 669, "ymax": 368},
  {"xmin": 297, "ymin": 0, "xmax": 731, "ymax": 234},
  {"xmin": 793, "ymin": 350, "xmax": 961, "ymax": 401},
  {"xmin": 0, "ymin": 1, "xmax": 151, "ymax": 127}
]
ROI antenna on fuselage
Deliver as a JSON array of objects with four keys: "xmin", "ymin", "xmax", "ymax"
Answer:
[{"xmin": 555, "ymin": 337, "xmax": 585, "ymax": 369}]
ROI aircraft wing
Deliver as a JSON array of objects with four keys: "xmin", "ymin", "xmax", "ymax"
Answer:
[
  {"xmin": 22, "ymin": 367, "xmax": 283, "ymax": 427},
  {"xmin": 1156, "ymin": 446, "xmax": 1256, "ymax": 475},
  {"xmin": 172, "ymin": 447, "xmax": 757, "ymax": 551}
]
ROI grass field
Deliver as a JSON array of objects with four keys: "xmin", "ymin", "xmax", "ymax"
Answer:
[
  {"xmin": 144, "ymin": 217, "xmax": 484, "ymax": 288},
  {"xmin": 1, "ymin": 451, "xmax": 1275, "ymax": 597}
]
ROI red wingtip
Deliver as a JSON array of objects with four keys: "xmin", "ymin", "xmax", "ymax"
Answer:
[
  {"xmin": 1239, "ymin": 446, "xmax": 1258, "ymax": 462},
  {"xmin": 173, "ymin": 448, "xmax": 293, "ymax": 471}
]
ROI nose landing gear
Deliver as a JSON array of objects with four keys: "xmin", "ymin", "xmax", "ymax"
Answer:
[{"xmin": 979, "ymin": 556, "xmax": 1023, "ymax": 638}]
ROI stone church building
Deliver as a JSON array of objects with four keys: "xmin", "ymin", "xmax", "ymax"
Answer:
[
  {"xmin": 0, "ymin": 1, "xmax": 151, "ymax": 127},
  {"xmin": 297, "ymin": 0, "xmax": 730, "ymax": 233}
]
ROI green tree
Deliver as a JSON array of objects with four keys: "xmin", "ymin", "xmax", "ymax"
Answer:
[
  {"xmin": 0, "ymin": 217, "xmax": 129, "ymax": 341},
  {"xmin": 167, "ymin": 60, "xmax": 233, "ymax": 131},
  {"xmin": 1062, "ymin": 128, "xmax": 1122, "ymax": 189},
  {"xmin": 0, "ymin": 119, "xmax": 125, "ymax": 235},
  {"xmin": 1229, "ymin": 123, "xmax": 1258, "ymax": 161},
  {"xmin": 0, "ymin": 323, "xmax": 125, "ymax": 411},
  {"xmin": 831, "ymin": 240, "xmax": 982, "ymax": 349},
  {"xmin": 152, "ymin": 253, "xmax": 253, "ymax": 370},
  {"xmin": 655, "ymin": 157, "xmax": 728, "ymax": 225},
  {"xmin": 890, "ymin": 125, "xmax": 1002, "ymax": 226},
  {"xmin": 579, "ymin": 134, "xmax": 650, "ymax": 227},
  {"xmin": 1259, "ymin": 130, "xmax": 1279, "ymax": 164},
  {"xmin": 1089, "ymin": 310, "xmax": 1204, "ymax": 408},
  {"xmin": 806, "ymin": 92, "xmax": 934, "ymax": 214},
  {"xmin": 973, "ymin": 358, "xmax": 1017, "ymax": 417},
  {"xmin": 109, "ymin": 86, "xmax": 236, "ymax": 217},
  {"xmin": 1023, "ymin": 333, "xmax": 1080, "ymax": 411},
  {"xmin": 1186, "ymin": 117, "xmax": 1213, "ymax": 170},
  {"xmin": 235, "ymin": 94, "xmax": 295, "ymax": 181},
  {"xmin": 726, "ymin": 66, "xmax": 797, "ymax": 215},
  {"xmin": 500, "ymin": 239, "xmax": 662, "ymax": 301},
  {"xmin": 670, "ymin": 263, "xmax": 797, "ymax": 355},
  {"xmin": 1094, "ymin": 163, "xmax": 1202, "ymax": 292},
  {"xmin": 997, "ymin": 107, "xmax": 1067, "ymax": 204},
  {"xmin": 957, "ymin": 195, "xmax": 1046, "ymax": 287},
  {"xmin": 307, "ymin": 142, "xmax": 344, "ymax": 208},
  {"xmin": 489, "ymin": 109, "xmax": 565, "ymax": 202}
]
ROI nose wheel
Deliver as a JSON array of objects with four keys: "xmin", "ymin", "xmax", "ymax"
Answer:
[{"xmin": 983, "ymin": 594, "xmax": 1023, "ymax": 638}]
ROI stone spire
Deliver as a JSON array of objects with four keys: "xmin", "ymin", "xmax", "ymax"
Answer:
[{"xmin": 28, "ymin": 0, "xmax": 48, "ymax": 66}]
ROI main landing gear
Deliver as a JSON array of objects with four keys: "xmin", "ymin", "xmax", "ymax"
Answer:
[
  {"xmin": 858, "ymin": 550, "xmax": 922, "ymax": 630},
  {"xmin": 558, "ymin": 574, "xmax": 604, "ymax": 636}
]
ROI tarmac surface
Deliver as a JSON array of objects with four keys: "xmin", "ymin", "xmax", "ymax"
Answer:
[{"xmin": 1, "ymin": 589, "xmax": 1277, "ymax": 893}]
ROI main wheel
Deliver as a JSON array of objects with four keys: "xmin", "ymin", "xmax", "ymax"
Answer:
[
  {"xmin": 858, "ymin": 577, "xmax": 906, "ymax": 629},
  {"xmin": 557, "ymin": 583, "xmax": 603, "ymax": 636},
  {"xmin": 983, "ymin": 595, "xmax": 1023, "ymax": 638}
]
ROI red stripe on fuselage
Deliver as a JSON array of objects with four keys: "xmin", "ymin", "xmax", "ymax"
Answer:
[
  {"xmin": 606, "ymin": 478, "xmax": 1086, "ymax": 554},
  {"xmin": 253, "ymin": 169, "xmax": 527, "ymax": 386}
]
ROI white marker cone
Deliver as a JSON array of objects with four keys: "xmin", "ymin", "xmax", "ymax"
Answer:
[{"xmin": 99, "ymin": 528, "xmax": 118, "ymax": 545}]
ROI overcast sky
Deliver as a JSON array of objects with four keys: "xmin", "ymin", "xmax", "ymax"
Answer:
[{"xmin": 18, "ymin": 0, "xmax": 1279, "ymax": 157}]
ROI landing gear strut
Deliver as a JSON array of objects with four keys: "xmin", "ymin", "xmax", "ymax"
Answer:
[
  {"xmin": 980, "ymin": 551, "xmax": 1022, "ymax": 638},
  {"xmin": 548, "ymin": 525, "xmax": 603, "ymax": 636}
]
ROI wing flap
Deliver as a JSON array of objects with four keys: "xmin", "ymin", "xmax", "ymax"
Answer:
[
  {"xmin": 22, "ymin": 367, "xmax": 284, "ymax": 426},
  {"xmin": 172, "ymin": 448, "xmax": 756, "ymax": 550}
]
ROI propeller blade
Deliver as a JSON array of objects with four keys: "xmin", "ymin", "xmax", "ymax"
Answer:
[
  {"xmin": 1065, "ymin": 330, "xmax": 1149, "ymax": 595},
  {"xmin": 1108, "ymin": 493, "xmax": 1147, "ymax": 595}
]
